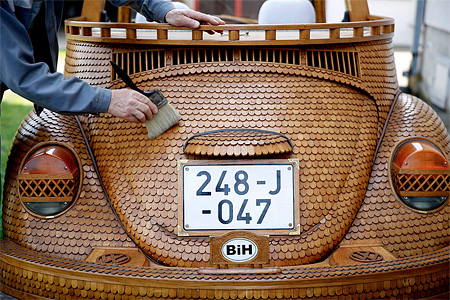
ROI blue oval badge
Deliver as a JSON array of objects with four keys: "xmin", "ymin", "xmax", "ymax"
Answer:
[{"xmin": 221, "ymin": 238, "xmax": 258, "ymax": 263}]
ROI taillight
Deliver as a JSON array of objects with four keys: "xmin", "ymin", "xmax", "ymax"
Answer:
[
  {"xmin": 389, "ymin": 139, "xmax": 449, "ymax": 212},
  {"xmin": 18, "ymin": 143, "xmax": 82, "ymax": 218}
]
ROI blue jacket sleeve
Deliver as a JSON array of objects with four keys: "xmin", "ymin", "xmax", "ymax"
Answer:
[
  {"xmin": 109, "ymin": 0, "xmax": 175, "ymax": 23},
  {"xmin": 0, "ymin": 6, "xmax": 111, "ymax": 115}
]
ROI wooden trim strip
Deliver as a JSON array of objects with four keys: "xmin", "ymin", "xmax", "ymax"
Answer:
[
  {"xmin": 64, "ymin": 17, "xmax": 395, "ymax": 46},
  {"xmin": 198, "ymin": 267, "xmax": 282, "ymax": 275},
  {"xmin": 373, "ymin": 91, "xmax": 402, "ymax": 162},
  {"xmin": 398, "ymin": 191, "xmax": 449, "ymax": 197},
  {"xmin": 20, "ymin": 196, "xmax": 73, "ymax": 203},
  {"xmin": 18, "ymin": 174, "xmax": 74, "ymax": 180}
]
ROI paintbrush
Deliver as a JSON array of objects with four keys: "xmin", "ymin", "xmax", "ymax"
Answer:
[{"xmin": 110, "ymin": 61, "xmax": 181, "ymax": 139}]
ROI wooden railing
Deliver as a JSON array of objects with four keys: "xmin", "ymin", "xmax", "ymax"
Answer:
[{"xmin": 65, "ymin": 16, "xmax": 394, "ymax": 46}]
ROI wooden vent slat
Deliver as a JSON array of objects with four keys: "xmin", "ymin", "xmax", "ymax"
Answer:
[
  {"xmin": 112, "ymin": 49, "xmax": 165, "ymax": 79},
  {"xmin": 306, "ymin": 50, "xmax": 360, "ymax": 77},
  {"xmin": 240, "ymin": 49, "xmax": 301, "ymax": 65}
]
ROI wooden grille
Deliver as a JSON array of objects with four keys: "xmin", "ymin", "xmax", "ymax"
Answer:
[
  {"xmin": 19, "ymin": 175, "xmax": 79, "ymax": 202},
  {"xmin": 307, "ymin": 50, "xmax": 360, "ymax": 77},
  {"xmin": 241, "ymin": 49, "xmax": 301, "ymax": 65},
  {"xmin": 112, "ymin": 50, "xmax": 165, "ymax": 80},
  {"xmin": 392, "ymin": 168, "xmax": 450, "ymax": 197},
  {"xmin": 172, "ymin": 48, "xmax": 234, "ymax": 66}
]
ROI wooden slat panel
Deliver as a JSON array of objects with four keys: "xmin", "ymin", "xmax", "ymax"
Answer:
[
  {"xmin": 118, "ymin": 6, "xmax": 131, "ymax": 23},
  {"xmin": 81, "ymin": 0, "xmax": 105, "ymax": 22},
  {"xmin": 345, "ymin": 0, "xmax": 370, "ymax": 21},
  {"xmin": 313, "ymin": 0, "xmax": 326, "ymax": 23}
]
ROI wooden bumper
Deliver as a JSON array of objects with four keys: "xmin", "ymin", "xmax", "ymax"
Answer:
[{"xmin": 0, "ymin": 240, "xmax": 449, "ymax": 299}]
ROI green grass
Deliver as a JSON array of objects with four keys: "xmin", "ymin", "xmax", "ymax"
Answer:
[{"xmin": 1, "ymin": 92, "xmax": 34, "ymax": 239}]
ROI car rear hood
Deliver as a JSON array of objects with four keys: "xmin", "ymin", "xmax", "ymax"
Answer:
[{"xmin": 90, "ymin": 66, "xmax": 379, "ymax": 267}]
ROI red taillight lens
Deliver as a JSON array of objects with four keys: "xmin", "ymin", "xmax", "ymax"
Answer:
[
  {"xmin": 18, "ymin": 143, "xmax": 81, "ymax": 218},
  {"xmin": 390, "ymin": 139, "xmax": 449, "ymax": 211}
]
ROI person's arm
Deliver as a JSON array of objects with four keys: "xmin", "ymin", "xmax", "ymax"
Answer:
[
  {"xmin": 0, "ymin": 6, "xmax": 157, "ymax": 121},
  {"xmin": 109, "ymin": 0, "xmax": 174, "ymax": 23},
  {"xmin": 0, "ymin": 6, "xmax": 109, "ymax": 115},
  {"xmin": 109, "ymin": 0, "xmax": 225, "ymax": 27}
]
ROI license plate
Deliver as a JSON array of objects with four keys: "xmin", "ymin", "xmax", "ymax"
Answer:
[{"xmin": 179, "ymin": 160, "xmax": 298, "ymax": 235}]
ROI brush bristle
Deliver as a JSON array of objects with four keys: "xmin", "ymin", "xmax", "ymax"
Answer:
[{"xmin": 145, "ymin": 103, "xmax": 181, "ymax": 139}]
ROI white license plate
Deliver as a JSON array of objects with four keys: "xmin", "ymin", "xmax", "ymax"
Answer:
[{"xmin": 181, "ymin": 162, "xmax": 296, "ymax": 233}]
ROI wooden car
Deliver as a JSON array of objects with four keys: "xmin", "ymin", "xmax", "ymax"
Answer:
[{"xmin": 1, "ymin": 0, "xmax": 449, "ymax": 299}]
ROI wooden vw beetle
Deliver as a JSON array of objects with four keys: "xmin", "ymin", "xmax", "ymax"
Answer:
[{"xmin": 1, "ymin": 0, "xmax": 449, "ymax": 299}]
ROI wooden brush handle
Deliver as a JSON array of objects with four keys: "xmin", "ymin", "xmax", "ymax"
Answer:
[
  {"xmin": 110, "ymin": 61, "xmax": 167, "ymax": 108},
  {"xmin": 110, "ymin": 61, "xmax": 141, "ymax": 92}
]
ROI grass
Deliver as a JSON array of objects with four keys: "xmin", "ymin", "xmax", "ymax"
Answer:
[{"xmin": 1, "ymin": 92, "xmax": 34, "ymax": 239}]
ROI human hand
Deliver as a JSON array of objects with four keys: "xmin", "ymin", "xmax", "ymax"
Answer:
[
  {"xmin": 165, "ymin": 9, "xmax": 225, "ymax": 34},
  {"xmin": 108, "ymin": 89, "xmax": 158, "ymax": 123}
]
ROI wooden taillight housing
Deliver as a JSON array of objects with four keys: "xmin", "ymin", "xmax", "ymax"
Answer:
[
  {"xmin": 390, "ymin": 139, "xmax": 450, "ymax": 212},
  {"xmin": 18, "ymin": 143, "xmax": 82, "ymax": 218}
]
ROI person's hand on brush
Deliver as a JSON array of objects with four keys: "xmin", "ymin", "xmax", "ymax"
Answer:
[{"xmin": 108, "ymin": 89, "xmax": 158, "ymax": 123}]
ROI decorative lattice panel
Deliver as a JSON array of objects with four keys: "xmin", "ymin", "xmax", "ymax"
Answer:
[
  {"xmin": 18, "ymin": 175, "xmax": 78, "ymax": 202},
  {"xmin": 392, "ymin": 169, "xmax": 450, "ymax": 197}
]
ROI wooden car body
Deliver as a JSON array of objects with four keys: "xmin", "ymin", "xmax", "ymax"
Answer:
[{"xmin": 1, "ymin": 1, "xmax": 449, "ymax": 299}]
